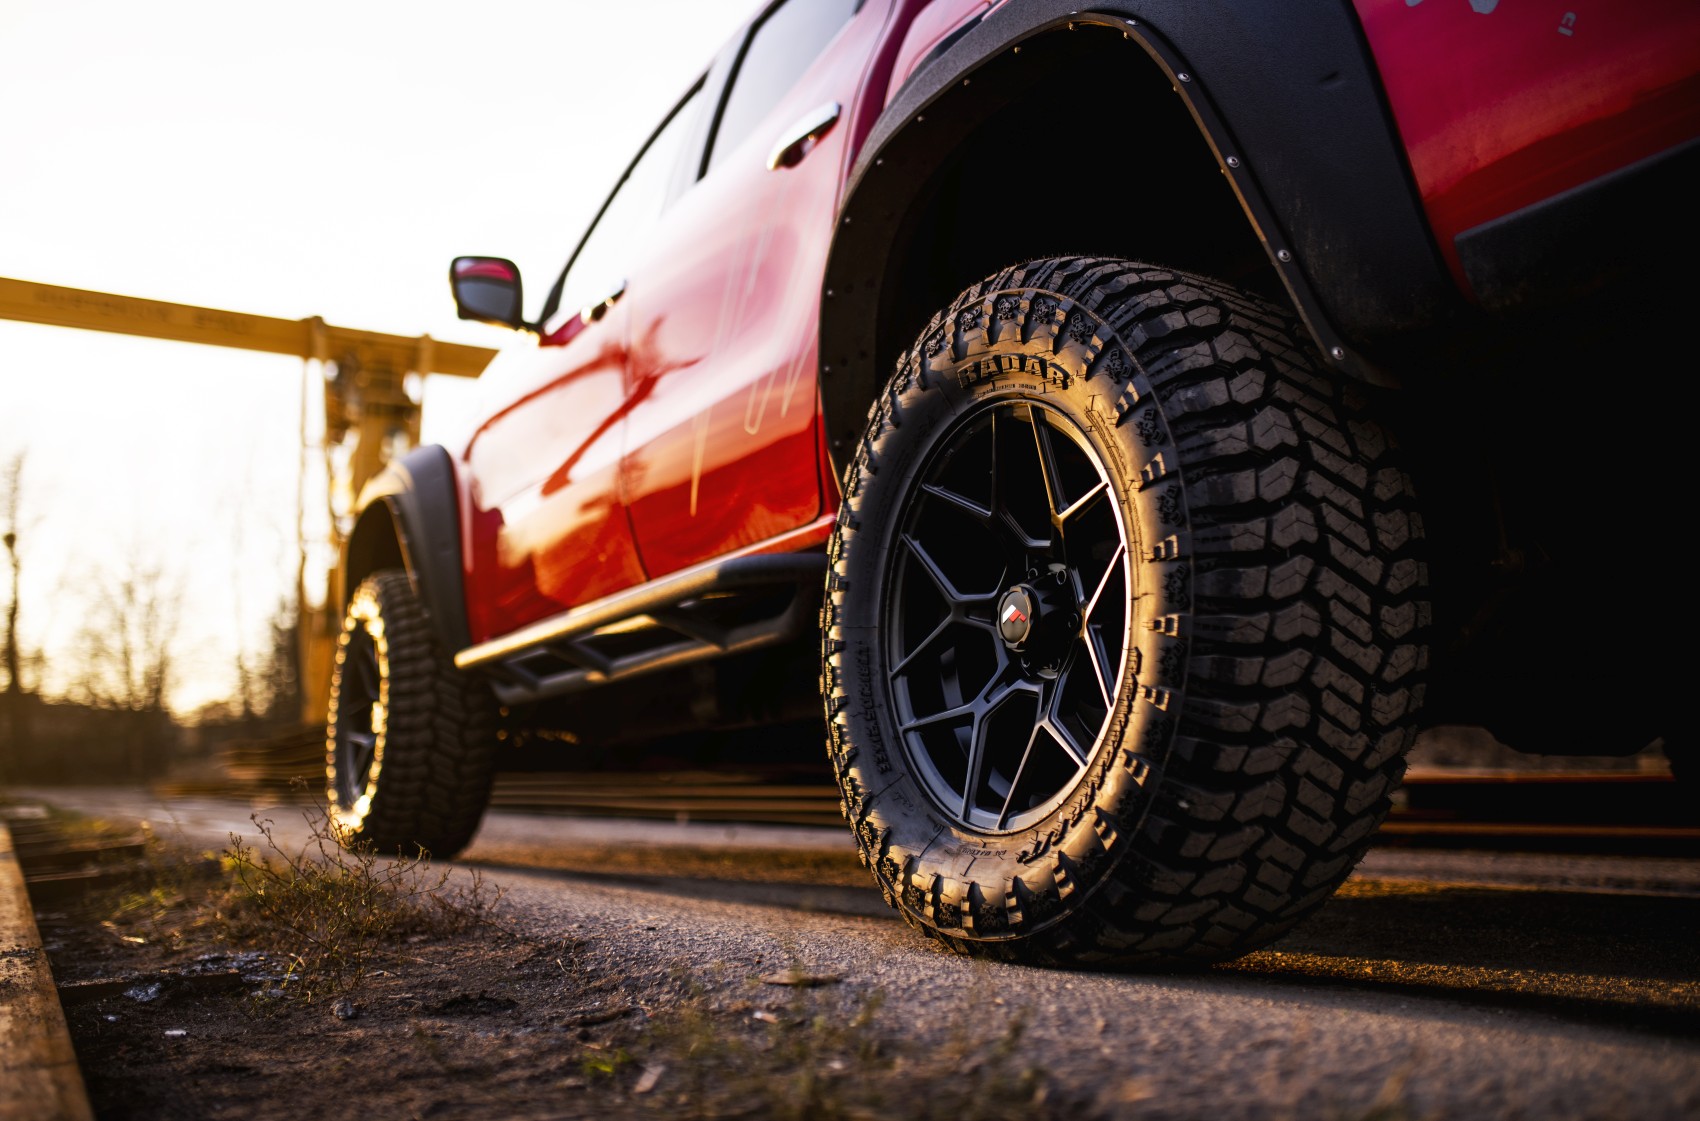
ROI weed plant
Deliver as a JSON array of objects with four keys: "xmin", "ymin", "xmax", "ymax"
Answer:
[{"xmin": 218, "ymin": 807, "xmax": 503, "ymax": 1001}]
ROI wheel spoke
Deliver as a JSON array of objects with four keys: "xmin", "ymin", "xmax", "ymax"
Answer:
[
  {"xmin": 1081, "ymin": 624, "xmax": 1115, "ymax": 709},
  {"xmin": 901, "ymin": 673, "xmax": 1033, "ymax": 733},
  {"xmin": 891, "ymin": 615, "xmax": 953, "ymax": 675},
  {"xmin": 1040, "ymin": 675, "xmax": 1095, "ymax": 768},
  {"xmin": 347, "ymin": 729, "xmax": 375, "ymax": 759},
  {"xmin": 923, "ymin": 482, "xmax": 993, "ymax": 522},
  {"xmin": 1028, "ymin": 405, "xmax": 1065, "ymax": 521},
  {"xmin": 1081, "ymin": 543, "xmax": 1127, "ymax": 626},
  {"xmin": 354, "ymin": 643, "xmax": 379, "ymax": 695},
  {"xmin": 900, "ymin": 702, "xmax": 976, "ymax": 733},
  {"xmin": 978, "ymin": 674, "xmax": 1039, "ymax": 716},
  {"xmin": 902, "ymin": 534, "xmax": 966, "ymax": 604},
  {"xmin": 995, "ymin": 721, "xmax": 1046, "ymax": 830},
  {"xmin": 1039, "ymin": 713, "xmax": 1092, "ymax": 769},
  {"xmin": 1056, "ymin": 479, "xmax": 1107, "ymax": 526},
  {"xmin": 987, "ymin": 409, "xmax": 1048, "ymax": 554},
  {"xmin": 960, "ymin": 714, "xmax": 990, "ymax": 820}
]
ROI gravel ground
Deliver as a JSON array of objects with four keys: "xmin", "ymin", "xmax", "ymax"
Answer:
[{"xmin": 18, "ymin": 788, "xmax": 1700, "ymax": 1121}]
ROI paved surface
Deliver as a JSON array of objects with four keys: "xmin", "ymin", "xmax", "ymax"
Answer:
[{"xmin": 16, "ymin": 787, "xmax": 1700, "ymax": 1120}]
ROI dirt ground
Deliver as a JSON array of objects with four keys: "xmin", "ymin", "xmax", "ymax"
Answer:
[
  {"xmin": 25, "ymin": 793, "xmax": 1700, "ymax": 1121},
  {"xmin": 34, "ymin": 827, "xmax": 1063, "ymax": 1121}
]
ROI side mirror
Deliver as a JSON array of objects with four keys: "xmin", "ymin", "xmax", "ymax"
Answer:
[{"xmin": 450, "ymin": 256, "xmax": 526, "ymax": 330}]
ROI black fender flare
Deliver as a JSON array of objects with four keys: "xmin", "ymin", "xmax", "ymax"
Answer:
[
  {"xmin": 344, "ymin": 445, "xmax": 472, "ymax": 655},
  {"xmin": 820, "ymin": 0, "xmax": 1455, "ymax": 472}
]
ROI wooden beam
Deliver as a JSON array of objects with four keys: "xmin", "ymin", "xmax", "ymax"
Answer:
[
  {"xmin": 0, "ymin": 277, "xmax": 494, "ymax": 378},
  {"xmin": 0, "ymin": 819, "xmax": 95, "ymax": 1121}
]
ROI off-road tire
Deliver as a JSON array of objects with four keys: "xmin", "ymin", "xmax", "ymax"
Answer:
[
  {"xmin": 326, "ymin": 569, "xmax": 500, "ymax": 857},
  {"xmin": 823, "ymin": 257, "xmax": 1428, "ymax": 966}
]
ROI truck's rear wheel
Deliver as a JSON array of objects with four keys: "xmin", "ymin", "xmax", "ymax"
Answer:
[
  {"xmin": 823, "ymin": 258, "xmax": 1428, "ymax": 965},
  {"xmin": 326, "ymin": 569, "xmax": 499, "ymax": 857}
]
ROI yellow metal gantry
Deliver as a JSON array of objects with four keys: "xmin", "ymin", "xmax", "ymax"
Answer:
[{"xmin": 0, "ymin": 276, "xmax": 496, "ymax": 723}]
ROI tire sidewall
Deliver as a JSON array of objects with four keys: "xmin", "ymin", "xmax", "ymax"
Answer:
[{"xmin": 833, "ymin": 284, "xmax": 1189, "ymax": 942}]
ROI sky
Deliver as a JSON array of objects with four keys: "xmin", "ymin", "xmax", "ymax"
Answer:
[{"xmin": 0, "ymin": 0, "xmax": 753, "ymax": 714}]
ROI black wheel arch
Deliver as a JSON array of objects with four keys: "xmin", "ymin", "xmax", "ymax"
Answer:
[
  {"xmin": 820, "ymin": 0, "xmax": 1456, "ymax": 478},
  {"xmin": 343, "ymin": 444, "xmax": 472, "ymax": 656}
]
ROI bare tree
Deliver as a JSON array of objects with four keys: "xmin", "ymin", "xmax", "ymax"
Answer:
[
  {"xmin": 69, "ymin": 554, "xmax": 186, "ymax": 779},
  {"xmin": 260, "ymin": 593, "xmax": 303, "ymax": 724},
  {"xmin": 74, "ymin": 557, "xmax": 183, "ymax": 715},
  {"xmin": 2, "ymin": 451, "xmax": 34, "ymax": 770}
]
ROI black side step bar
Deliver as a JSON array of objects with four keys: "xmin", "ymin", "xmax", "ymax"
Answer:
[{"xmin": 454, "ymin": 554, "xmax": 827, "ymax": 706}]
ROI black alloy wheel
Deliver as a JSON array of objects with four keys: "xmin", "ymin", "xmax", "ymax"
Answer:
[
  {"xmin": 887, "ymin": 401, "xmax": 1130, "ymax": 833},
  {"xmin": 331, "ymin": 618, "xmax": 384, "ymax": 815}
]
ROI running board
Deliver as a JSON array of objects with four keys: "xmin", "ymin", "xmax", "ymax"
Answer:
[{"xmin": 454, "ymin": 554, "xmax": 827, "ymax": 705}]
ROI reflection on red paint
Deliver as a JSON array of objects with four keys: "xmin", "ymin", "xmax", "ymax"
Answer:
[
  {"xmin": 454, "ymin": 0, "xmax": 928, "ymax": 641},
  {"xmin": 618, "ymin": 0, "xmax": 917, "ymax": 578},
  {"xmin": 1353, "ymin": 0, "xmax": 1700, "ymax": 292},
  {"xmin": 460, "ymin": 307, "xmax": 645, "ymax": 643}
]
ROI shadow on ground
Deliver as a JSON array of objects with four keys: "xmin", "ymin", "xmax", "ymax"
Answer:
[
  {"xmin": 465, "ymin": 840, "xmax": 1700, "ymax": 1035},
  {"xmin": 1228, "ymin": 880, "xmax": 1700, "ymax": 1034}
]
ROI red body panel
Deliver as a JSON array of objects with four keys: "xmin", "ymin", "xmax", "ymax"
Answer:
[
  {"xmin": 459, "ymin": 309, "xmax": 647, "ymax": 644},
  {"xmin": 621, "ymin": 1, "xmax": 922, "ymax": 578},
  {"xmin": 1354, "ymin": 0, "xmax": 1700, "ymax": 292},
  {"xmin": 457, "ymin": 0, "xmax": 926, "ymax": 642}
]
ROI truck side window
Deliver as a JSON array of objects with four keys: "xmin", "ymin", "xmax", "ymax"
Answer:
[
  {"xmin": 704, "ymin": 0, "xmax": 860, "ymax": 175},
  {"xmin": 553, "ymin": 83, "xmax": 705, "ymax": 324}
]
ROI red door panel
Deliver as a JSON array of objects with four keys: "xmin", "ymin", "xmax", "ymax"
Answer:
[
  {"xmin": 619, "ymin": 1, "xmax": 896, "ymax": 579},
  {"xmin": 1353, "ymin": 0, "xmax": 1700, "ymax": 291},
  {"xmin": 459, "ymin": 309, "xmax": 644, "ymax": 644}
]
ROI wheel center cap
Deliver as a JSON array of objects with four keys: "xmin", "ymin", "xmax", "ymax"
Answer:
[{"xmin": 998, "ymin": 586, "xmax": 1038, "ymax": 647}]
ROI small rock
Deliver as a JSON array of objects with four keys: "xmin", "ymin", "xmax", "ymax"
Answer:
[
  {"xmin": 633, "ymin": 1065, "xmax": 664, "ymax": 1095},
  {"xmin": 103, "ymin": 1015, "xmax": 119, "ymax": 1024},
  {"xmin": 759, "ymin": 969, "xmax": 841, "ymax": 988},
  {"xmin": 752, "ymin": 1009, "xmax": 782, "ymax": 1024},
  {"xmin": 163, "ymin": 1029, "xmax": 187, "ymax": 1039},
  {"xmin": 333, "ymin": 998, "xmax": 358, "ymax": 1020},
  {"xmin": 124, "ymin": 983, "xmax": 163, "ymax": 1003}
]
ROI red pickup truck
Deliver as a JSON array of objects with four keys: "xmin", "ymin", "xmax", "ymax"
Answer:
[{"xmin": 326, "ymin": 0, "xmax": 1699, "ymax": 966}]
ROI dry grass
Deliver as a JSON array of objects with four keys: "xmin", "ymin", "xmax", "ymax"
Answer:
[{"xmin": 217, "ymin": 806, "xmax": 503, "ymax": 1002}]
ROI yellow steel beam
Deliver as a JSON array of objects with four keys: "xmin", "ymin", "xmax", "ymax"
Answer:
[{"xmin": 0, "ymin": 277, "xmax": 495, "ymax": 378}]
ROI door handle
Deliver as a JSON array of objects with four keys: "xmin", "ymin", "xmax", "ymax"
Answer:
[
  {"xmin": 766, "ymin": 101, "xmax": 842, "ymax": 171},
  {"xmin": 580, "ymin": 278, "xmax": 627, "ymax": 323}
]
